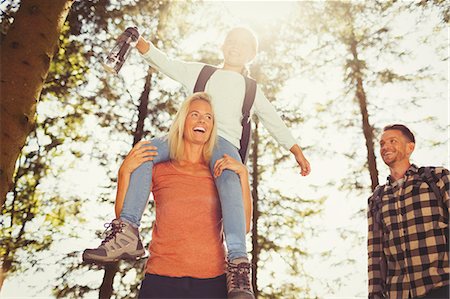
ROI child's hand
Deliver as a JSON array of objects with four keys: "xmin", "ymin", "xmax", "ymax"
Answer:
[
  {"xmin": 295, "ymin": 153, "xmax": 311, "ymax": 176},
  {"xmin": 290, "ymin": 144, "xmax": 311, "ymax": 176},
  {"xmin": 213, "ymin": 154, "xmax": 247, "ymax": 178},
  {"xmin": 119, "ymin": 140, "xmax": 158, "ymax": 175},
  {"xmin": 116, "ymin": 27, "xmax": 140, "ymax": 47}
]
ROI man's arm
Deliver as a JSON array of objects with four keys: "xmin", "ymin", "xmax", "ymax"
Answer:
[
  {"xmin": 367, "ymin": 188, "xmax": 387, "ymax": 298},
  {"xmin": 436, "ymin": 167, "xmax": 450, "ymax": 212}
]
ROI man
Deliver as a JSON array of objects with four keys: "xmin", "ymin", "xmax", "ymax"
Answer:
[{"xmin": 368, "ymin": 124, "xmax": 449, "ymax": 299}]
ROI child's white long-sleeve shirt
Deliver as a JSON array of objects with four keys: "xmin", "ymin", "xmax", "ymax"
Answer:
[{"xmin": 141, "ymin": 44, "xmax": 297, "ymax": 151}]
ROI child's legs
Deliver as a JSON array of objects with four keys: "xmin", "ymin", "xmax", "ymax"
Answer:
[
  {"xmin": 120, "ymin": 136, "xmax": 169, "ymax": 227},
  {"xmin": 210, "ymin": 137, "xmax": 247, "ymax": 261}
]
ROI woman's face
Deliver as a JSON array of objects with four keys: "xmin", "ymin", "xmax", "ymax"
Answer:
[
  {"xmin": 183, "ymin": 99, "xmax": 214, "ymax": 145},
  {"xmin": 222, "ymin": 28, "xmax": 256, "ymax": 68}
]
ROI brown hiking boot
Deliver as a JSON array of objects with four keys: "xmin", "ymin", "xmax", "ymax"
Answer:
[
  {"xmin": 82, "ymin": 219, "xmax": 145, "ymax": 264},
  {"xmin": 226, "ymin": 257, "xmax": 255, "ymax": 299}
]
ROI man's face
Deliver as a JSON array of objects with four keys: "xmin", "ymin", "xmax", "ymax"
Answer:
[{"xmin": 380, "ymin": 129, "xmax": 415, "ymax": 166}]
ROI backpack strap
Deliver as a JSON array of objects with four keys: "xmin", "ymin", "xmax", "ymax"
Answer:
[
  {"xmin": 239, "ymin": 77, "xmax": 257, "ymax": 163},
  {"xmin": 193, "ymin": 65, "xmax": 257, "ymax": 163},
  {"xmin": 369, "ymin": 185, "xmax": 385, "ymax": 227},
  {"xmin": 421, "ymin": 167, "xmax": 442, "ymax": 202},
  {"xmin": 193, "ymin": 65, "xmax": 217, "ymax": 92}
]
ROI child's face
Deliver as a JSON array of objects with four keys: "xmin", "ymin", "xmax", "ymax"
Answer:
[{"xmin": 222, "ymin": 28, "xmax": 257, "ymax": 68}]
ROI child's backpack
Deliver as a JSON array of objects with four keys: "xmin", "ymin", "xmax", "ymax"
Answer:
[{"xmin": 193, "ymin": 65, "xmax": 257, "ymax": 163}]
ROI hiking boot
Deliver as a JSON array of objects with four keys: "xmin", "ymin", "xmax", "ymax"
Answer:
[
  {"xmin": 226, "ymin": 257, "xmax": 255, "ymax": 299},
  {"xmin": 82, "ymin": 219, "xmax": 145, "ymax": 263}
]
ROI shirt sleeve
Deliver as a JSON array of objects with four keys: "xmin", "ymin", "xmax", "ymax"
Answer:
[
  {"xmin": 140, "ymin": 42, "xmax": 203, "ymax": 92},
  {"xmin": 435, "ymin": 167, "xmax": 450, "ymax": 213},
  {"xmin": 367, "ymin": 190, "xmax": 387, "ymax": 298},
  {"xmin": 252, "ymin": 86, "xmax": 297, "ymax": 151}
]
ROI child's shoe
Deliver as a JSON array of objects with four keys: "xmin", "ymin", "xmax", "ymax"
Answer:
[
  {"xmin": 82, "ymin": 219, "xmax": 144, "ymax": 263},
  {"xmin": 226, "ymin": 257, "xmax": 255, "ymax": 299}
]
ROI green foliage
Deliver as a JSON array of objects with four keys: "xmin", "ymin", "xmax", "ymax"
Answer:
[
  {"xmin": 0, "ymin": 0, "xmax": 91, "ymax": 288},
  {"xmin": 1, "ymin": 1, "xmax": 447, "ymax": 298}
]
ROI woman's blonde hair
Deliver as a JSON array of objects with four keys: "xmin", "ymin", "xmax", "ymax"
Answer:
[{"xmin": 168, "ymin": 92, "xmax": 217, "ymax": 162}]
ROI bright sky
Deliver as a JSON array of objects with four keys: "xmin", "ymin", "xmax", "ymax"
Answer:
[{"xmin": 1, "ymin": 1, "xmax": 448, "ymax": 298}]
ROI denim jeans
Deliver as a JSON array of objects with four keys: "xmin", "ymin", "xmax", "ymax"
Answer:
[
  {"xmin": 138, "ymin": 273, "xmax": 227, "ymax": 299},
  {"xmin": 120, "ymin": 136, "xmax": 247, "ymax": 261}
]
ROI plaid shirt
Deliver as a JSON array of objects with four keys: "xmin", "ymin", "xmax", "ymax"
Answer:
[{"xmin": 368, "ymin": 164, "xmax": 449, "ymax": 298}]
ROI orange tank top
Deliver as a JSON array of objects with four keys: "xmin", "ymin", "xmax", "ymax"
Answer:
[{"xmin": 145, "ymin": 161, "xmax": 225, "ymax": 278}]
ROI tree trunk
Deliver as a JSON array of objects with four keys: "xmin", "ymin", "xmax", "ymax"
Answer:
[
  {"xmin": 0, "ymin": 251, "xmax": 12, "ymax": 291},
  {"xmin": 348, "ymin": 27, "xmax": 379, "ymax": 191},
  {"xmin": 0, "ymin": 0, "xmax": 74, "ymax": 206},
  {"xmin": 97, "ymin": 69, "xmax": 153, "ymax": 299},
  {"xmin": 133, "ymin": 71, "xmax": 153, "ymax": 146},
  {"xmin": 98, "ymin": 262, "xmax": 119, "ymax": 299},
  {"xmin": 250, "ymin": 119, "xmax": 260, "ymax": 297}
]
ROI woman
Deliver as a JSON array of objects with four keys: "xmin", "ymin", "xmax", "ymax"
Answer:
[{"xmin": 85, "ymin": 92, "xmax": 252, "ymax": 298}]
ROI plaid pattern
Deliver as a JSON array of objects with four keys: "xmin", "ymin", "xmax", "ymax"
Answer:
[{"xmin": 368, "ymin": 164, "xmax": 449, "ymax": 298}]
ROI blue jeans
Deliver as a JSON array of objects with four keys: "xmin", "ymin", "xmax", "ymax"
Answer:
[{"xmin": 120, "ymin": 136, "xmax": 247, "ymax": 261}]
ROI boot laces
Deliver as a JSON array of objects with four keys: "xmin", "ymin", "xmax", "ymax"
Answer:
[
  {"xmin": 228, "ymin": 261, "xmax": 252, "ymax": 291},
  {"xmin": 101, "ymin": 221, "xmax": 125, "ymax": 245}
]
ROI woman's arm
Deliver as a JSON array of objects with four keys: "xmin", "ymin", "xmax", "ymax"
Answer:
[
  {"xmin": 213, "ymin": 154, "xmax": 252, "ymax": 233},
  {"xmin": 114, "ymin": 141, "xmax": 158, "ymax": 217}
]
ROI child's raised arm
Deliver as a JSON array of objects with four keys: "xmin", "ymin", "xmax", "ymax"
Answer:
[{"xmin": 136, "ymin": 36, "xmax": 150, "ymax": 55}]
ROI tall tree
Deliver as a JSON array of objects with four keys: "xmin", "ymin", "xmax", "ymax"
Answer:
[
  {"xmin": 280, "ymin": 1, "xmax": 447, "ymax": 296},
  {"xmin": 0, "ymin": 11, "xmax": 90, "ymax": 291},
  {"xmin": 0, "ymin": 0, "xmax": 74, "ymax": 205}
]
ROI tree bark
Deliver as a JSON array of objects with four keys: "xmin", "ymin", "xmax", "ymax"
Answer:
[
  {"xmin": 348, "ymin": 32, "xmax": 379, "ymax": 191},
  {"xmin": 133, "ymin": 71, "xmax": 153, "ymax": 146},
  {"xmin": 250, "ymin": 119, "xmax": 260, "ymax": 297},
  {"xmin": 98, "ymin": 262, "xmax": 119, "ymax": 299},
  {"xmin": 0, "ymin": 0, "xmax": 74, "ymax": 206},
  {"xmin": 97, "ymin": 68, "xmax": 153, "ymax": 299}
]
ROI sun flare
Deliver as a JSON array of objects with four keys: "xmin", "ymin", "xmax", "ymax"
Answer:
[{"xmin": 220, "ymin": 1, "xmax": 298, "ymax": 24}]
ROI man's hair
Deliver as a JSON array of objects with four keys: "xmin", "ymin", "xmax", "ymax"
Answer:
[
  {"xmin": 383, "ymin": 124, "xmax": 415, "ymax": 143},
  {"xmin": 168, "ymin": 92, "xmax": 217, "ymax": 162}
]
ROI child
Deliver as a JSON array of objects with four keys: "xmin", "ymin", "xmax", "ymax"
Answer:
[{"xmin": 84, "ymin": 26, "xmax": 310, "ymax": 298}]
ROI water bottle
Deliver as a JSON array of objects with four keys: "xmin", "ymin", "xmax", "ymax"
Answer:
[{"xmin": 102, "ymin": 27, "xmax": 140, "ymax": 74}]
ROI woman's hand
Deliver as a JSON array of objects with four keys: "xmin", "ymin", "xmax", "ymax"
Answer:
[
  {"xmin": 119, "ymin": 140, "xmax": 158, "ymax": 176},
  {"xmin": 213, "ymin": 154, "xmax": 248, "ymax": 178}
]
